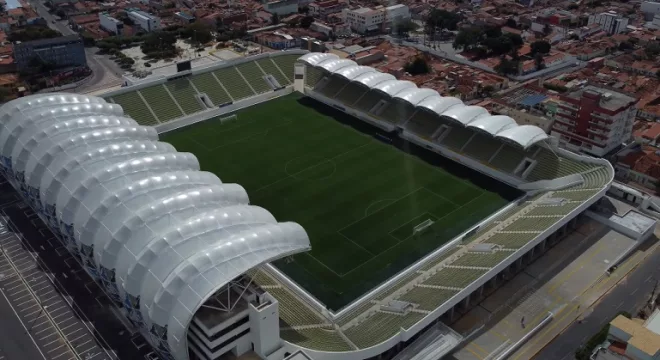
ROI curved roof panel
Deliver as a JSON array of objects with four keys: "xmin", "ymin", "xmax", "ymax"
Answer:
[
  {"xmin": 372, "ymin": 80, "xmax": 416, "ymax": 96},
  {"xmin": 352, "ymin": 72, "xmax": 396, "ymax": 87},
  {"xmin": 317, "ymin": 59, "xmax": 357, "ymax": 73},
  {"xmin": 296, "ymin": 52, "xmax": 339, "ymax": 66},
  {"xmin": 496, "ymin": 125, "xmax": 549, "ymax": 148},
  {"xmin": 418, "ymin": 96, "xmax": 464, "ymax": 115},
  {"xmin": 393, "ymin": 88, "xmax": 440, "ymax": 105},
  {"xmin": 0, "ymin": 93, "xmax": 310, "ymax": 360},
  {"xmin": 441, "ymin": 105, "xmax": 490, "ymax": 125},
  {"xmin": 164, "ymin": 222, "xmax": 310, "ymax": 360},
  {"xmin": 468, "ymin": 115, "xmax": 517, "ymax": 135},
  {"xmin": 334, "ymin": 65, "xmax": 376, "ymax": 80}
]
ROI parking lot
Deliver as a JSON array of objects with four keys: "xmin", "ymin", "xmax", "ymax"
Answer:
[{"xmin": 0, "ymin": 178, "xmax": 157, "ymax": 360}]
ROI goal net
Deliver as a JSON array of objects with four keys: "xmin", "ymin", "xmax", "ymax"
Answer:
[
  {"xmin": 413, "ymin": 219, "xmax": 435, "ymax": 237},
  {"xmin": 219, "ymin": 114, "xmax": 238, "ymax": 124}
]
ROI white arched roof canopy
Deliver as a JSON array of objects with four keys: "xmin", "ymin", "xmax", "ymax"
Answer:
[
  {"xmin": 0, "ymin": 103, "xmax": 123, "ymax": 160},
  {"xmin": 11, "ymin": 116, "xmax": 137, "ymax": 177},
  {"xmin": 352, "ymin": 72, "xmax": 396, "ymax": 88},
  {"xmin": 164, "ymin": 222, "xmax": 310, "ymax": 360},
  {"xmin": 441, "ymin": 105, "xmax": 490, "ymax": 125},
  {"xmin": 318, "ymin": 59, "xmax": 357, "ymax": 73},
  {"xmin": 334, "ymin": 65, "xmax": 376, "ymax": 80},
  {"xmin": 467, "ymin": 115, "xmax": 517, "ymax": 135},
  {"xmin": 418, "ymin": 96, "xmax": 464, "ymax": 115},
  {"xmin": 393, "ymin": 88, "xmax": 440, "ymax": 106},
  {"xmin": 297, "ymin": 52, "xmax": 339, "ymax": 66},
  {"xmin": 372, "ymin": 80, "xmax": 416, "ymax": 97},
  {"xmin": 496, "ymin": 125, "xmax": 549, "ymax": 148},
  {"xmin": 0, "ymin": 93, "xmax": 311, "ymax": 360}
]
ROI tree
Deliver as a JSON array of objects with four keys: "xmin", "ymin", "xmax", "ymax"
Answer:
[
  {"xmin": 425, "ymin": 9, "xmax": 462, "ymax": 33},
  {"xmin": 300, "ymin": 16, "xmax": 314, "ymax": 28},
  {"xmin": 8, "ymin": 26, "xmax": 61, "ymax": 42},
  {"xmin": 645, "ymin": 42, "xmax": 660, "ymax": 60},
  {"xmin": 494, "ymin": 56, "xmax": 519, "ymax": 75},
  {"xmin": 394, "ymin": 19, "xmax": 418, "ymax": 36},
  {"xmin": 180, "ymin": 22, "xmax": 214, "ymax": 45},
  {"xmin": 619, "ymin": 40, "xmax": 634, "ymax": 51},
  {"xmin": 505, "ymin": 18, "xmax": 517, "ymax": 28},
  {"xmin": 299, "ymin": 5, "xmax": 309, "ymax": 13},
  {"xmin": 271, "ymin": 13, "xmax": 279, "ymax": 25},
  {"xmin": 453, "ymin": 27, "xmax": 483, "ymax": 51},
  {"xmin": 530, "ymin": 40, "xmax": 551, "ymax": 55},
  {"xmin": 534, "ymin": 52, "xmax": 545, "ymax": 70},
  {"xmin": 141, "ymin": 31, "xmax": 177, "ymax": 58},
  {"xmin": 404, "ymin": 56, "xmax": 431, "ymax": 75}
]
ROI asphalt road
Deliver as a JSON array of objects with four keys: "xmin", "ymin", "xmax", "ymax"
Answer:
[{"xmin": 535, "ymin": 245, "xmax": 660, "ymax": 360}]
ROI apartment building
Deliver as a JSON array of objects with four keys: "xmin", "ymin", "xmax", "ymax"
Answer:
[
  {"xmin": 99, "ymin": 12, "xmax": 124, "ymax": 35},
  {"xmin": 588, "ymin": 11, "xmax": 629, "ymax": 35},
  {"xmin": 551, "ymin": 85, "xmax": 637, "ymax": 156},
  {"xmin": 127, "ymin": 9, "xmax": 161, "ymax": 32},
  {"xmin": 342, "ymin": 4, "xmax": 410, "ymax": 34},
  {"xmin": 13, "ymin": 35, "xmax": 87, "ymax": 72}
]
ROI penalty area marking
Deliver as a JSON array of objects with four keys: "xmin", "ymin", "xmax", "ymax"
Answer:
[{"xmin": 364, "ymin": 199, "xmax": 396, "ymax": 217}]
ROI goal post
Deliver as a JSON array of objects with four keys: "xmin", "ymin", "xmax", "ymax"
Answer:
[
  {"xmin": 219, "ymin": 114, "xmax": 238, "ymax": 124},
  {"xmin": 413, "ymin": 219, "xmax": 435, "ymax": 237}
]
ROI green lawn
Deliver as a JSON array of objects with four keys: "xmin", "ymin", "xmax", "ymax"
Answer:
[{"xmin": 161, "ymin": 93, "xmax": 519, "ymax": 310}]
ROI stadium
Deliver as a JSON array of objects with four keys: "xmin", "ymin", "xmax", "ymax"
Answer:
[{"xmin": 0, "ymin": 50, "xmax": 613, "ymax": 360}]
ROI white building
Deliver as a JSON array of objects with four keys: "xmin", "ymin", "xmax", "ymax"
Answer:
[
  {"xmin": 641, "ymin": 1, "xmax": 660, "ymax": 20},
  {"xmin": 99, "ymin": 12, "xmax": 124, "ymax": 35},
  {"xmin": 588, "ymin": 11, "xmax": 629, "ymax": 34},
  {"xmin": 342, "ymin": 4, "xmax": 410, "ymax": 34},
  {"xmin": 127, "ymin": 9, "xmax": 161, "ymax": 32},
  {"xmin": 552, "ymin": 85, "xmax": 637, "ymax": 157}
]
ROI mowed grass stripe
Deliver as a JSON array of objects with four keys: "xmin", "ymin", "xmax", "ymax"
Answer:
[{"xmin": 162, "ymin": 93, "xmax": 516, "ymax": 310}]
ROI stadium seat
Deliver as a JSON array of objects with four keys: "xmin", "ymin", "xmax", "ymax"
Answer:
[
  {"xmin": 353, "ymin": 91, "xmax": 386, "ymax": 113},
  {"xmin": 344, "ymin": 312, "xmax": 425, "ymax": 349},
  {"xmin": 305, "ymin": 67, "xmax": 325, "ymax": 88},
  {"xmin": 507, "ymin": 216, "xmax": 561, "ymax": 232},
  {"xmin": 213, "ymin": 67, "xmax": 256, "ymax": 100},
  {"xmin": 317, "ymin": 76, "xmax": 349, "ymax": 97},
  {"xmin": 139, "ymin": 85, "xmax": 184, "ymax": 122},
  {"xmin": 336, "ymin": 301, "xmax": 378, "ymax": 326},
  {"xmin": 110, "ymin": 92, "xmax": 159, "ymax": 126},
  {"xmin": 165, "ymin": 79, "xmax": 203, "ymax": 115},
  {"xmin": 271, "ymin": 54, "xmax": 299, "ymax": 81},
  {"xmin": 373, "ymin": 273, "xmax": 420, "ymax": 301},
  {"xmin": 526, "ymin": 148, "xmax": 593, "ymax": 181},
  {"xmin": 281, "ymin": 328, "xmax": 352, "ymax": 351},
  {"xmin": 451, "ymin": 251, "xmax": 514, "ymax": 268},
  {"xmin": 422, "ymin": 267, "xmax": 487, "ymax": 288},
  {"xmin": 246, "ymin": 268, "xmax": 278, "ymax": 287},
  {"xmin": 236, "ymin": 62, "xmax": 271, "ymax": 94},
  {"xmin": 526, "ymin": 202, "xmax": 580, "ymax": 216},
  {"xmin": 377, "ymin": 103, "xmax": 413, "ymax": 124},
  {"xmin": 396, "ymin": 286, "xmax": 457, "ymax": 312},
  {"xmin": 463, "ymin": 133, "xmax": 503, "ymax": 163},
  {"xmin": 419, "ymin": 247, "xmax": 461, "ymax": 271},
  {"xmin": 404, "ymin": 111, "xmax": 444, "ymax": 139},
  {"xmin": 256, "ymin": 58, "xmax": 290, "ymax": 86},
  {"xmin": 489, "ymin": 144, "xmax": 525, "ymax": 173},
  {"xmin": 439, "ymin": 126, "xmax": 474, "ymax": 150},
  {"xmin": 334, "ymin": 83, "xmax": 368, "ymax": 105},
  {"xmin": 551, "ymin": 189, "xmax": 600, "ymax": 201},
  {"xmin": 484, "ymin": 232, "xmax": 539, "ymax": 249},
  {"xmin": 190, "ymin": 72, "xmax": 233, "ymax": 106},
  {"xmin": 267, "ymin": 287, "xmax": 326, "ymax": 327}
]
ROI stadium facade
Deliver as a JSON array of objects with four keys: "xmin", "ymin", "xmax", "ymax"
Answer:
[{"xmin": 0, "ymin": 50, "xmax": 614, "ymax": 360}]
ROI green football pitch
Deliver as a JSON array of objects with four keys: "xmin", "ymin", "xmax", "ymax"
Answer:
[{"xmin": 161, "ymin": 93, "xmax": 520, "ymax": 310}]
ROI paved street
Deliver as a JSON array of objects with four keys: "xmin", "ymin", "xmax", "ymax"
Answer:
[{"xmin": 535, "ymin": 241, "xmax": 660, "ymax": 360}]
